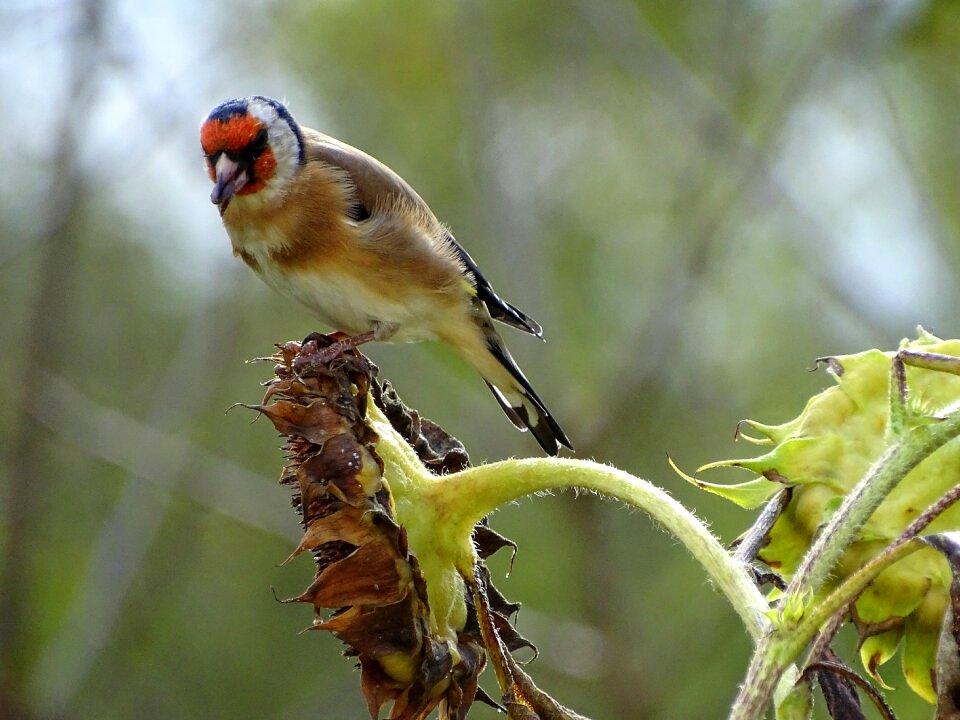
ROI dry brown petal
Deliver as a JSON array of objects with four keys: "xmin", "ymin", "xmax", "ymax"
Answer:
[
  {"xmin": 297, "ymin": 536, "xmax": 412, "ymax": 609},
  {"xmin": 318, "ymin": 595, "xmax": 424, "ymax": 659},
  {"xmin": 248, "ymin": 397, "xmax": 354, "ymax": 444},
  {"xmin": 297, "ymin": 438, "xmax": 382, "ymax": 507},
  {"xmin": 473, "ymin": 523, "xmax": 518, "ymax": 560},
  {"xmin": 282, "ymin": 505, "xmax": 387, "ymax": 564}
]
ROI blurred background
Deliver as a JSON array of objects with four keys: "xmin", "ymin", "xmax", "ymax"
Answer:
[{"xmin": 3, "ymin": 0, "xmax": 959, "ymax": 717}]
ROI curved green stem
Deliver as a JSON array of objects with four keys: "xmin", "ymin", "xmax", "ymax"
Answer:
[
  {"xmin": 436, "ymin": 458, "xmax": 768, "ymax": 639},
  {"xmin": 368, "ymin": 400, "xmax": 769, "ymax": 641}
]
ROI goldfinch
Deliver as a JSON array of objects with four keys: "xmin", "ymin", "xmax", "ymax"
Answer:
[{"xmin": 200, "ymin": 96, "xmax": 572, "ymax": 455}]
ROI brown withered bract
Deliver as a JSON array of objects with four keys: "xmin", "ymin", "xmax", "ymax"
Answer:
[{"xmin": 250, "ymin": 335, "xmax": 547, "ymax": 720}]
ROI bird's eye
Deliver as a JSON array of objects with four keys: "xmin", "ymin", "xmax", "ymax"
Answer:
[
  {"xmin": 204, "ymin": 152, "xmax": 220, "ymax": 181},
  {"xmin": 250, "ymin": 128, "xmax": 269, "ymax": 155}
]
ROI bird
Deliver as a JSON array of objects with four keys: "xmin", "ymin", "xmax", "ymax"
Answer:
[{"xmin": 200, "ymin": 95, "xmax": 572, "ymax": 455}]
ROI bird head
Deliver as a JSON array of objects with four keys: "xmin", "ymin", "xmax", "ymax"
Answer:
[{"xmin": 200, "ymin": 96, "xmax": 305, "ymax": 214}]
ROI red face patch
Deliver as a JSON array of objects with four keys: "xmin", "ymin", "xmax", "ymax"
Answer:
[
  {"xmin": 201, "ymin": 112, "xmax": 277, "ymax": 194},
  {"xmin": 200, "ymin": 113, "xmax": 263, "ymax": 155},
  {"xmin": 243, "ymin": 149, "xmax": 277, "ymax": 195}
]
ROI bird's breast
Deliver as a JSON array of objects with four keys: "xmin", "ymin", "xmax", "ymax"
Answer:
[
  {"xmin": 223, "ymin": 187, "xmax": 469, "ymax": 342},
  {"xmin": 266, "ymin": 262, "xmax": 398, "ymax": 335},
  {"xmin": 226, "ymin": 222, "xmax": 458, "ymax": 341}
]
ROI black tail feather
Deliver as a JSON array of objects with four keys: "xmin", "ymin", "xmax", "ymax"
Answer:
[
  {"xmin": 483, "ymin": 342, "xmax": 573, "ymax": 456},
  {"xmin": 484, "ymin": 380, "xmax": 526, "ymax": 430}
]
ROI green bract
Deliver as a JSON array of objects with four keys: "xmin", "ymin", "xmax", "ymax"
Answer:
[{"xmin": 694, "ymin": 332, "xmax": 960, "ymax": 702}]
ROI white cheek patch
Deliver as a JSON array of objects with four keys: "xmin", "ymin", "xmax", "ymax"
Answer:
[
  {"xmin": 267, "ymin": 126, "xmax": 300, "ymax": 180},
  {"xmin": 244, "ymin": 98, "xmax": 302, "ymax": 202},
  {"xmin": 236, "ymin": 98, "xmax": 302, "ymax": 205}
]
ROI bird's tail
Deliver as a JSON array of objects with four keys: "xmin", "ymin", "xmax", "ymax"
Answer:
[{"xmin": 479, "ymin": 334, "xmax": 573, "ymax": 456}]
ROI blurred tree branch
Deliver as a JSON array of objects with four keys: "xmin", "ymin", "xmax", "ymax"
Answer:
[
  {"xmin": 1, "ymin": 1, "xmax": 105, "ymax": 716},
  {"xmin": 872, "ymin": 68, "xmax": 960, "ymax": 291},
  {"xmin": 572, "ymin": 0, "xmax": 896, "ymax": 338},
  {"xmin": 30, "ymin": 373, "xmax": 291, "ymax": 540},
  {"xmin": 570, "ymin": 0, "xmax": 909, "ymax": 458},
  {"xmin": 27, "ymin": 285, "xmax": 245, "ymax": 717}
]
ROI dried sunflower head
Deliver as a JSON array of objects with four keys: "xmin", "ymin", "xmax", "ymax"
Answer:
[{"xmin": 251, "ymin": 337, "xmax": 535, "ymax": 719}]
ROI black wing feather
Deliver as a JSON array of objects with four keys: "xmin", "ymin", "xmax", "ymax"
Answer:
[{"xmin": 445, "ymin": 233, "xmax": 543, "ymax": 338}]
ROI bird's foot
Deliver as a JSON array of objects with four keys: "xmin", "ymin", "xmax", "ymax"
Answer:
[
  {"xmin": 315, "ymin": 330, "xmax": 376, "ymax": 363},
  {"xmin": 301, "ymin": 331, "xmax": 335, "ymax": 348},
  {"xmin": 295, "ymin": 331, "xmax": 376, "ymax": 374}
]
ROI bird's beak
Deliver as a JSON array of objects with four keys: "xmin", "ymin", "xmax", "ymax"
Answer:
[{"xmin": 210, "ymin": 154, "xmax": 248, "ymax": 214}]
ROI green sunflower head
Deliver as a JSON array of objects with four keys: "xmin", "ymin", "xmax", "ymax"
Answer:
[{"xmin": 690, "ymin": 330, "xmax": 960, "ymax": 702}]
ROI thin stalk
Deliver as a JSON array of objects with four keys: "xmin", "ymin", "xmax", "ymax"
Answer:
[
  {"xmin": 730, "ymin": 408, "xmax": 960, "ymax": 719},
  {"xmin": 796, "ymin": 482, "xmax": 960, "ymax": 655}
]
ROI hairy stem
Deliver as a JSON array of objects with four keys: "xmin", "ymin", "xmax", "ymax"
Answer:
[
  {"xmin": 729, "ymin": 406, "xmax": 960, "ymax": 719},
  {"xmin": 367, "ymin": 400, "xmax": 769, "ymax": 641}
]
